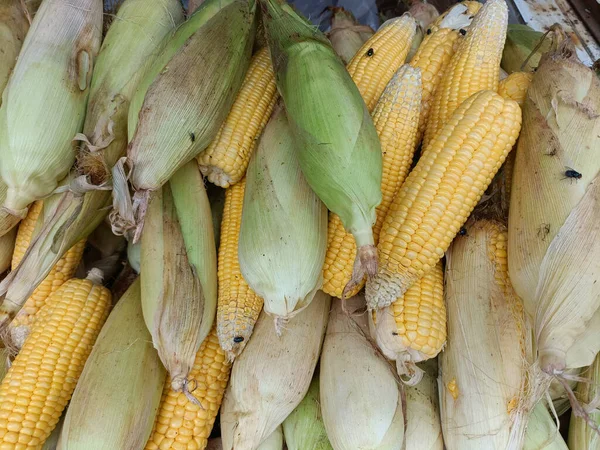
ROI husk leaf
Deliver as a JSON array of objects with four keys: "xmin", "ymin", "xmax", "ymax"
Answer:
[
  {"xmin": 0, "ymin": 347, "xmax": 8, "ymax": 381},
  {"xmin": 0, "ymin": 0, "xmax": 29, "ymax": 102},
  {"xmin": 408, "ymin": 1, "xmax": 439, "ymax": 30},
  {"xmin": 0, "ymin": 226, "xmax": 16, "ymax": 274},
  {"xmin": 320, "ymin": 298, "xmax": 404, "ymax": 450},
  {"xmin": 569, "ymin": 354, "xmax": 600, "ymax": 449},
  {"xmin": 238, "ymin": 106, "xmax": 327, "ymax": 323},
  {"xmin": 524, "ymin": 403, "xmax": 568, "ymax": 450},
  {"xmin": 549, "ymin": 368, "xmax": 580, "ymax": 416},
  {"xmin": 502, "ymin": 24, "xmax": 551, "ymax": 74},
  {"xmin": 0, "ymin": 180, "xmax": 20, "ymax": 237},
  {"xmin": 257, "ymin": 427, "xmax": 284, "ymax": 450},
  {"xmin": 58, "ymin": 279, "xmax": 166, "ymax": 450},
  {"xmin": 327, "ymin": 7, "xmax": 374, "ymax": 64},
  {"xmin": 42, "ymin": 413, "xmax": 64, "ymax": 450},
  {"xmin": 220, "ymin": 290, "xmax": 330, "ymax": 450}
]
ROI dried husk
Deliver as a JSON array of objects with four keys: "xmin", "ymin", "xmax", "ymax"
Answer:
[
  {"xmin": 238, "ymin": 106, "xmax": 327, "ymax": 325},
  {"xmin": 0, "ymin": 0, "xmax": 102, "ymax": 214},
  {"xmin": 114, "ymin": 0, "xmax": 256, "ymax": 242},
  {"xmin": 507, "ymin": 38, "xmax": 600, "ymax": 375},
  {"xmin": 0, "ymin": 226, "xmax": 16, "ymax": 273},
  {"xmin": 0, "ymin": 347, "xmax": 8, "ymax": 381},
  {"xmin": 220, "ymin": 291, "xmax": 330, "ymax": 450},
  {"xmin": 320, "ymin": 298, "xmax": 404, "ymax": 450},
  {"xmin": 502, "ymin": 24, "xmax": 551, "ymax": 74},
  {"xmin": 568, "ymin": 354, "xmax": 600, "ymax": 449},
  {"xmin": 261, "ymin": 0, "xmax": 383, "ymax": 280},
  {"xmin": 0, "ymin": 0, "xmax": 182, "ymax": 328},
  {"xmin": 0, "ymin": 0, "xmax": 29, "ymax": 102},
  {"xmin": 549, "ymin": 368, "xmax": 579, "ymax": 416},
  {"xmin": 256, "ymin": 427, "xmax": 284, "ymax": 450},
  {"xmin": 524, "ymin": 403, "xmax": 568, "ymax": 450},
  {"xmin": 440, "ymin": 220, "xmax": 529, "ymax": 450},
  {"xmin": 327, "ymin": 7, "xmax": 374, "ymax": 64},
  {"xmin": 282, "ymin": 375, "xmax": 333, "ymax": 450},
  {"xmin": 58, "ymin": 279, "xmax": 166, "ymax": 450}
]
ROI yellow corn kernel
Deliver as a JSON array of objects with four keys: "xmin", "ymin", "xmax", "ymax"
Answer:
[
  {"xmin": 497, "ymin": 71, "xmax": 533, "ymax": 105},
  {"xmin": 366, "ymin": 90, "xmax": 522, "ymax": 310},
  {"xmin": 447, "ymin": 378, "xmax": 459, "ymax": 400},
  {"xmin": 198, "ymin": 47, "xmax": 278, "ymax": 188},
  {"xmin": 145, "ymin": 327, "xmax": 231, "ymax": 450},
  {"xmin": 346, "ymin": 15, "xmax": 417, "ymax": 112},
  {"xmin": 423, "ymin": 0, "xmax": 507, "ymax": 148},
  {"xmin": 10, "ymin": 200, "xmax": 42, "ymax": 269},
  {"xmin": 322, "ymin": 65, "xmax": 422, "ymax": 298},
  {"xmin": 216, "ymin": 178, "xmax": 263, "ymax": 359},
  {"xmin": 431, "ymin": 1, "xmax": 482, "ymax": 28},
  {"xmin": 0, "ymin": 270, "xmax": 111, "ymax": 448}
]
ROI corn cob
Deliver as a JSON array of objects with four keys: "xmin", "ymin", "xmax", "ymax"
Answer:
[
  {"xmin": 239, "ymin": 106, "xmax": 327, "ymax": 324},
  {"xmin": 498, "ymin": 71, "xmax": 533, "ymax": 105},
  {"xmin": 327, "ymin": 7, "xmax": 374, "ymax": 65},
  {"xmin": 346, "ymin": 15, "xmax": 417, "ymax": 111},
  {"xmin": 0, "ymin": 0, "xmax": 102, "ymax": 215},
  {"xmin": 112, "ymin": 0, "xmax": 256, "ymax": 242},
  {"xmin": 0, "ymin": 227, "xmax": 16, "ymax": 275},
  {"xmin": 431, "ymin": 1, "xmax": 481, "ymax": 28},
  {"xmin": 0, "ymin": 0, "xmax": 183, "ymax": 334},
  {"xmin": 0, "ymin": 0, "xmax": 29, "ymax": 104},
  {"xmin": 0, "ymin": 270, "xmax": 111, "ymax": 448},
  {"xmin": 58, "ymin": 279, "xmax": 166, "ymax": 450},
  {"xmin": 220, "ymin": 291, "xmax": 330, "ymax": 450},
  {"xmin": 366, "ymin": 90, "xmax": 521, "ymax": 310},
  {"xmin": 322, "ymin": 65, "xmax": 422, "ymax": 298},
  {"xmin": 371, "ymin": 261, "xmax": 445, "ymax": 384},
  {"xmin": 198, "ymin": 47, "xmax": 278, "ymax": 188},
  {"xmin": 423, "ymin": 0, "xmax": 508, "ymax": 148},
  {"xmin": 145, "ymin": 326, "xmax": 231, "ymax": 450}
]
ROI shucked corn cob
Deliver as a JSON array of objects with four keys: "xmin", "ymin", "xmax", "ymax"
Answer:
[
  {"xmin": 198, "ymin": 47, "xmax": 278, "ymax": 188},
  {"xmin": 498, "ymin": 71, "xmax": 533, "ymax": 105},
  {"xmin": 322, "ymin": 65, "xmax": 422, "ymax": 298},
  {"xmin": 366, "ymin": 90, "xmax": 522, "ymax": 310}
]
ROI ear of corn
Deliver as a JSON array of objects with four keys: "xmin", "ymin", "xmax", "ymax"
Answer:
[
  {"xmin": 502, "ymin": 24, "xmax": 551, "ymax": 74},
  {"xmin": 423, "ymin": 0, "xmax": 508, "ymax": 148},
  {"xmin": 282, "ymin": 375, "xmax": 333, "ymax": 450},
  {"xmin": 0, "ymin": 0, "xmax": 102, "ymax": 215},
  {"xmin": 498, "ymin": 71, "xmax": 533, "ymax": 105},
  {"xmin": 524, "ymin": 403, "xmax": 568, "ymax": 450},
  {"xmin": 220, "ymin": 291, "xmax": 330, "ymax": 450},
  {"xmin": 367, "ymin": 90, "xmax": 522, "ymax": 309},
  {"xmin": 0, "ymin": 270, "xmax": 111, "ymax": 448},
  {"xmin": 216, "ymin": 178, "xmax": 263, "ymax": 359},
  {"xmin": 0, "ymin": 0, "xmax": 183, "ymax": 332},
  {"xmin": 256, "ymin": 427, "xmax": 284, "ymax": 450},
  {"xmin": 327, "ymin": 7, "xmax": 374, "ymax": 64},
  {"xmin": 58, "ymin": 278, "xmax": 166, "ymax": 450},
  {"xmin": 0, "ymin": 0, "xmax": 29, "ymax": 104},
  {"xmin": 320, "ymin": 298, "xmax": 404, "ymax": 450},
  {"xmin": 145, "ymin": 326, "xmax": 231, "ymax": 450},
  {"xmin": 238, "ymin": 106, "xmax": 327, "ymax": 323},
  {"xmin": 568, "ymin": 354, "xmax": 600, "ymax": 449},
  {"xmin": 115, "ymin": 0, "xmax": 256, "ymax": 241},
  {"xmin": 507, "ymin": 40, "xmax": 600, "ymax": 375},
  {"xmin": 0, "ymin": 227, "xmax": 16, "ymax": 274},
  {"xmin": 197, "ymin": 47, "xmax": 278, "ymax": 188},
  {"xmin": 440, "ymin": 220, "xmax": 529, "ymax": 450},
  {"xmin": 261, "ymin": 0, "xmax": 383, "ymax": 282},
  {"xmin": 322, "ymin": 65, "xmax": 422, "ymax": 298}
]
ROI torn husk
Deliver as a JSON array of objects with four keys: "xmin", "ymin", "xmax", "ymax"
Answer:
[
  {"xmin": 327, "ymin": 7, "xmax": 374, "ymax": 64},
  {"xmin": 220, "ymin": 291, "xmax": 330, "ymax": 450},
  {"xmin": 238, "ymin": 106, "xmax": 327, "ymax": 324},
  {"xmin": 0, "ymin": 0, "xmax": 29, "ymax": 104},
  {"xmin": 114, "ymin": 0, "xmax": 256, "ymax": 242}
]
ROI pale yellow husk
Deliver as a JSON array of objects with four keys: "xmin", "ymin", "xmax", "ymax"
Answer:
[
  {"xmin": 408, "ymin": 1, "xmax": 439, "ymax": 30},
  {"xmin": 0, "ymin": 226, "xmax": 16, "ymax": 273},
  {"xmin": 440, "ymin": 220, "xmax": 529, "ymax": 450},
  {"xmin": 58, "ymin": 279, "xmax": 166, "ymax": 450},
  {"xmin": 0, "ymin": 180, "xmax": 20, "ymax": 237},
  {"xmin": 0, "ymin": 347, "xmax": 8, "ymax": 381},
  {"xmin": 0, "ymin": 0, "xmax": 29, "ymax": 103},
  {"xmin": 549, "ymin": 368, "xmax": 580, "ymax": 416},
  {"xmin": 524, "ymin": 403, "xmax": 568, "ymax": 449},
  {"xmin": 0, "ymin": 0, "xmax": 102, "ymax": 213},
  {"xmin": 568, "ymin": 354, "xmax": 600, "ymax": 449},
  {"xmin": 220, "ymin": 291, "xmax": 330, "ymax": 450},
  {"xmin": 327, "ymin": 7, "xmax": 374, "ymax": 64},
  {"xmin": 256, "ymin": 427, "xmax": 284, "ymax": 450},
  {"xmin": 507, "ymin": 38, "xmax": 600, "ymax": 375},
  {"xmin": 320, "ymin": 298, "xmax": 404, "ymax": 450}
]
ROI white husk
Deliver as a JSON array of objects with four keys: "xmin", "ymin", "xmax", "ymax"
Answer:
[
  {"xmin": 0, "ymin": 226, "xmax": 16, "ymax": 273},
  {"xmin": 440, "ymin": 220, "xmax": 528, "ymax": 450},
  {"xmin": 568, "ymin": 353, "xmax": 600, "ymax": 449},
  {"xmin": 524, "ymin": 403, "xmax": 568, "ymax": 450},
  {"xmin": 549, "ymin": 368, "xmax": 580, "ymax": 416},
  {"xmin": 320, "ymin": 298, "xmax": 404, "ymax": 450},
  {"xmin": 220, "ymin": 290, "xmax": 331, "ymax": 450},
  {"xmin": 256, "ymin": 427, "xmax": 284, "ymax": 450}
]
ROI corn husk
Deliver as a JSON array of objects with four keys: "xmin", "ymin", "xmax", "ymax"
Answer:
[
  {"xmin": 0, "ymin": 0, "xmax": 29, "ymax": 102},
  {"xmin": 220, "ymin": 290, "xmax": 331, "ymax": 450},
  {"xmin": 0, "ymin": 226, "xmax": 16, "ymax": 273},
  {"xmin": 0, "ymin": 0, "xmax": 102, "ymax": 215},
  {"xmin": 549, "ymin": 368, "xmax": 579, "ymax": 416},
  {"xmin": 524, "ymin": 403, "xmax": 568, "ymax": 449},
  {"xmin": 327, "ymin": 7, "xmax": 374, "ymax": 64},
  {"xmin": 502, "ymin": 24, "xmax": 551, "ymax": 74},
  {"xmin": 261, "ymin": 0, "xmax": 383, "ymax": 281},
  {"xmin": 257, "ymin": 427, "xmax": 284, "ymax": 450},
  {"xmin": 0, "ymin": 180, "xmax": 20, "ymax": 237},
  {"xmin": 141, "ymin": 160, "xmax": 216, "ymax": 395},
  {"xmin": 112, "ymin": 0, "xmax": 256, "ymax": 242},
  {"xmin": 408, "ymin": 1, "xmax": 439, "ymax": 30},
  {"xmin": 405, "ymin": 361, "xmax": 443, "ymax": 450},
  {"xmin": 283, "ymin": 375, "xmax": 333, "ymax": 450},
  {"xmin": 127, "ymin": 241, "xmax": 140, "ymax": 273},
  {"xmin": 440, "ymin": 220, "xmax": 529, "ymax": 450},
  {"xmin": 0, "ymin": 347, "xmax": 8, "ymax": 381},
  {"xmin": 568, "ymin": 354, "xmax": 600, "ymax": 449},
  {"xmin": 42, "ymin": 414, "xmax": 64, "ymax": 450},
  {"xmin": 58, "ymin": 279, "xmax": 166, "ymax": 450},
  {"xmin": 238, "ymin": 106, "xmax": 327, "ymax": 326},
  {"xmin": 320, "ymin": 298, "xmax": 404, "ymax": 450},
  {"xmin": 0, "ymin": 0, "xmax": 183, "ymax": 328},
  {"xmin": 507, "ymin": 36, "xmax": 600, "ymax": 375}
]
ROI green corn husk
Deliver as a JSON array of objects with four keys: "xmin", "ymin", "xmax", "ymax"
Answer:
[
  {"xmin": 327, "ymin": 7, "xmax": 374, "ymax": 65},
  {"xmin": 283, "ymin": 375, "xmax": 333, "ymax": 450},
  {"xmin": 260, "ymin": 0, "xmax": 383, "ymax": 281},
  {"xmin": 141, "ymin": 160, "xmax": 216, "ymax": 395},
  {"xmin": 238, "ymin": 106, "xmax": 327, "ymax": 325},
  {"xmin": 0, "ymin": 226, "xmax": 16, "ymax": 273},
  {"xmin": 524, "ymin": 403, "xmax": 568, "ymax": 450},
  {"xmin": 0, "ymin": 180, "xmax": 20, "ymax": 237},
  {"xmin": 0, "ymin": 0, "xmax": 29, "ymax": 102},
  {"xmin": 0, "ymin": 0, "xmax": 183, "ymax": 329},
  {"xmin": 0, "ymin": 0, "xmax": 102, "ymax": 215},
  {"xmin": 220, "ymin": 291, "xmax": 331, "ymax": 450},
  {"xmin": 257, "ymin": 427, "xmax": 284, "ymax": 450},
  {"xmin": 58, "ymin": 279, "xmax": 166, "ymax": 450},
  {"xmin": 112, "ymin": 0, "xmax": 256, "ymax": 242},
  {"xmin": 127, "ymin": 241, "xmax": 141, "ymax": 273},
  {"xmin": 502, "ymin": 24, "xmax": 551, "ymax": 74},
  {"xmin": 568, "ymin": 354, "xmax": 600, "ymax": 449}
]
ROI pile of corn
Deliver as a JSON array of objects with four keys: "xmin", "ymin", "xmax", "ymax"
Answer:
[{"xmin": 0, "ymin": 0, "xmax": 598, "ymax": 448}]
